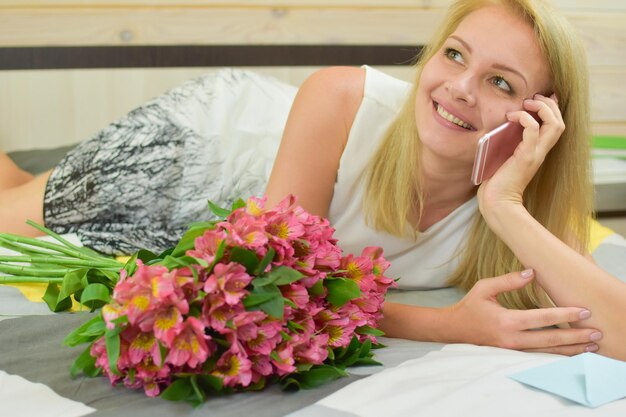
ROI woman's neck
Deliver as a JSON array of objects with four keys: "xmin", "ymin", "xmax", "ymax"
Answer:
[{"xmin": 416, "ymin": 152, "xmax": 477, "ymax": 231}]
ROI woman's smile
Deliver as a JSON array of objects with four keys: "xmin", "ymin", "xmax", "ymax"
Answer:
[{"xmin": 433, "ymin": 101, "xmax": 476, "ymax": 131}]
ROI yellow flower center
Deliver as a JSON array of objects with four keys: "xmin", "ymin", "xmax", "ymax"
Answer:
[
  {"xmin": 155, "ymin": 308, "xmax": 179, "ymax": 331},
  {"xmin": 347, "ymin": 262, "xmax": 363, "ymax": 281},
  {"xmin": 131, "ymin": 333, "xmax": 155, "ymax": 352},
  {"xmin": 327, "ymin": 326, "xmax": 344, "ymax": 345},
  {"xmin": 130, "ymin": 295, "xmax": 150, "ymax": 311}
]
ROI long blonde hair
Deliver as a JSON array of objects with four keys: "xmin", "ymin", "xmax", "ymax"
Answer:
[{"xmin": 363, "ymin": 0, "xmax": 593, "ymax": 309}]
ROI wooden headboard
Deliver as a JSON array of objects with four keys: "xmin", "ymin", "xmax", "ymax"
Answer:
[{"xmin": 1, "ymin": 0, "xmax": 625, "ymax": 153}]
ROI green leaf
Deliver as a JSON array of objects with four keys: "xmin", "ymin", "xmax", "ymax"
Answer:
[
  {"xmin": 105, "ymin": 328, "xmax": 123, "ymax": 376},
  {"xmin": 207, "ymin": 200, "xmax": 232, "ymax": 219},
  {"xmin": 287, "ymin": 320, "xmax": 305, "ymax": 332},
  {"xmin": 230, "ymin": 198, "xmax": 246, "ymax": 212},
  {"xmin": 157, "ymin": 341, "xmax": 168, "ymax": 367},
  {"xmin": 326, "ymin": 347, "xmax": 335, "ymax": 362},
  {"xmin": 171, "ymin": 225, "xmax": 212, "ymax": 257},
  {"xmin": 79, "ymin": 283, "xmax": 111, "ymax": 310},
  {"xmin": 253, "ymin": 247, "xmax": 275, "ymax": 275},
  {"xmin": 351, "ymin": 357, "xmax": 382, "ymax": 367},
  {"xmin": 229, "ymin": 246, "xmax": 259, "ymax": 274},
  {"xmin": 58, "ymin": 269, "xmax": 88, "ymax": 302},
  {"xmin": 243, "ymin": 284, "xmax": 282, "ymax": 308},
  {"xmin": 158, "ymin": 255, "xmax": 206, "ymax": 271},
  {"xmin": 42, "ymin": 283, "xmax": 72, "ymax": 312},
  {"xmin": 160, "ymin": 378, "xmax": 194, "ymax": 402},
  {"xmin": 243, "ymin": 284, "xmax": 284, "ymax": 319},
  {"xmin": 197, "ymin": 374, "xmax": 223, "ymax": 392},
  {"xmin": 295, "ymin": 363, "xmax": 314, "ymax": 372},
  {"xmin": 283, "ymin": 297, "xmax": 297, "ymax": 309},
  {"xmin": 281, "ymin": 365, "xmax": 347, "ymax": 390},
  {"xmin": 189, "ymin": 375, "xmax": 206, "ymax": 405},
  {"xmin": 358, "ymin": 338, "xmax": 372, "ymax": 358},
  {"xmin": 307, "ymin": 279, "xmax": 325, "ymax": 297},
  {"xmin": 136, "ymin": 249, "xmax": 160, "ymax": 265},
  {"xmin": 325, "ymin": 278, "xmax": 361, "ymax": 307},
  {"xmin": 206, "ymin": 239, "xmax": 226, "ymax": 274},
  {"xmin": 336, "ymin": 336, "xmax": 360, "ymax": 361},
  {"xmin": 253, "ymin": 266, "xmax": 303, "ymax": 287},
  {"xmin": 69, "ymin": 344, "xmax": 100, "ymax": 378},
  {"xmin": 259, "ymin": 296, "xmax": 284, "ymax": 319},
  {"xmin": 63, "ymin": 314, "xmax": 105, "ymax": 346},
  {"xmin": 280, "ymin": 377, "xmax": 302, "ymax": 390},
  {"xmin": 95, "ymin": 268, "xmax": 120, "ymax": 282},
  {"xmin": 123, "ymin": 252, "xmax": 139, "ymax": 276},
  {"xmin": 82, "ymin": 319, "xmax": 107, "ymax": 338},
  {"xmin": 355, "ymin": 325, "xmax": 385, "ymax": 337}
]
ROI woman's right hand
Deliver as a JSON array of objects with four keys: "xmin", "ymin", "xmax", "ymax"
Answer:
[{"xmin": 442, "ymin": 269, "xmax": 603, "ymax": 355}]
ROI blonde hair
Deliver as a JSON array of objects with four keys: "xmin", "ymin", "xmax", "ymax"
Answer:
[{"xmin": 363, "ymin": 0, "xmax": 593, "ymax": 309}]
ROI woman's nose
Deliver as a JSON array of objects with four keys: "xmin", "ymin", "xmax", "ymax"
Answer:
[{"xmin": 445, "ymin": 73, "xmax": 477, "ymax": 106}]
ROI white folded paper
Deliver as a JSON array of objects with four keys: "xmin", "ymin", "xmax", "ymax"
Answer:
[{"xmin": 0, "ymin": 370, "xmax": 95, "ymax": 417}]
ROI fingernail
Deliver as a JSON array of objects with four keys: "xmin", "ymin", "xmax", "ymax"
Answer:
[
  {"xmin": 579, "ymin": 310, "xmax": 592, "ymax": 320},
  {"xmin": 585, "ymin": 343, "xmax": 599, "ymax": 353},
  {"xmin": 590, "ymin": 331, "xmax": 603, "ymax": 342},
  {"xmin": 551, "ymin": 93, "xmax": 559, "ymax": 103},
  {"xmin": 520, "ymin": 268, "xmax": 534, "ymax": 279},
  {"xmin": 534, "ymin": 93, "xmax": 545, "ymax": 99}
]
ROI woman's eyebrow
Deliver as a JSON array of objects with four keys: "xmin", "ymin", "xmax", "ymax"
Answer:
[{"xmin": 448, "ymin": 35, "xmax": 528, "ymax": 88}]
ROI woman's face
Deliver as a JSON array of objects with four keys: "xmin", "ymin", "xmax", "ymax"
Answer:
[{"xmin": 415, "ymin": 5, "xmax": 551, "ymax": 168}]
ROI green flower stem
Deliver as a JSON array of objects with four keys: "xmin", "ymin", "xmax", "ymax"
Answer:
[
  {"xmin": 0, "ymin": 239, "xmax": 46, "ymax": 257},
  {"xmin": 0, "ymin": 276, "xmax": 64, "ymax": 284},
  {"xmin": 0, "ymin": 264, "xmax": 71, "ymax": 277},
  {"xmin": 0, "ymin": 235, "xmax": 112, "ymax": 264},
  {"xmin": 25, "ymin": 220, "xmax": 84, "ymax": 251},
  {"xmin": 0, "ymin": 256, "xmax": 122, "ymax": 269}
]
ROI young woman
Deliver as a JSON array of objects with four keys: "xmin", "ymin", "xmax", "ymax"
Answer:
[{"xmin": 1, "ymin": 0, "xmax": 625, "ymax": 359}]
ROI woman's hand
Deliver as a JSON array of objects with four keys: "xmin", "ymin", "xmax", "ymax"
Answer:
[
  {"xmin": 442, "ymin": 269, "xmax": 603, "ymax": 355},
  {"xmin": 477, "ymin": 94, "xmax": 564, "ymax": 215}
]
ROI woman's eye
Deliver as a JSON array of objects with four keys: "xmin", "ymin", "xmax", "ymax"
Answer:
[
  {"xmin": 444, "ymin": 48, "xmax": 464, "ymax": 64},
  {"xmin": 492, "ymin": 75, "xmax": 513, "ymax": 93}
]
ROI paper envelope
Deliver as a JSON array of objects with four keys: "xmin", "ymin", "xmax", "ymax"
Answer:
[{"xmin": 509, "ymin": 352, "xmax": 626, "ymax": 408}]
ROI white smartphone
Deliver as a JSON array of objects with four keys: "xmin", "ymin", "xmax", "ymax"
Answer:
[{"xmin": 471, "ymin": 120, "xmax": 525, "ymax": 185}]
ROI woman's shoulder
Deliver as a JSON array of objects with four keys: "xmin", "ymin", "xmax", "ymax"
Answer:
[{"xmin": 298, "ymin": 66, "xmax": 366, "ymax": 124}]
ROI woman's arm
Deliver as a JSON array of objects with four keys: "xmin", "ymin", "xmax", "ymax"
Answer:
[
  {"xmin": 483, "ymin": 202, "xmax": 626, "ymax": 359},
  {"xmin": 264, "ymin": 66, "xmax": 365, "ymax": 215},
  {"xmin": 380, "ymin": 269, "xmax": 600, "ymax": 355},
  {"xmin": 480, "ymin": 94, "xmax": 626, "ymax": 360}
]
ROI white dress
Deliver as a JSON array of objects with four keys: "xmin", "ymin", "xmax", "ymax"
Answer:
[{"xmin": 328, "ymin": 66, "xmax": 478, "ymax": 289}]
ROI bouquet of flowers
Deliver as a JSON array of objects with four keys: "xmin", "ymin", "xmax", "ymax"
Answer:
[{"xmin": 0, "ymin": 195, "xmax": 395, "ymax": 404}]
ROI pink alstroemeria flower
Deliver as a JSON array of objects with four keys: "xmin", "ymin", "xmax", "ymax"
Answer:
[
  {"xmin": 293, "ymin": 333, "xmax": 330, "ymax": 364},
  {"xmin": 222, "ymin": 210, "xmax": 268, "ymax": 249},
  {"xmin": 152, "ymin": 305, "xmax": 184, "ymax": 347},
  {"xmin": 244, "ymin": 320, "xmax": 282, "ymax": 356},
  {"xmin": 213, "ymin": 349, "xmax": 253, "ymax": 387},
  {"xmin": 280, "ymin": 283, "xmax": 309, "ymax": 309},
  {"xmin": 270, "ymin": 344, "xmax": 296, "ymax": 376},
  {"xmin": 187, "ymin": 229, "xmax": 227, "ymax": 266},
  {"xmin": 166, "ymin": 317, "xmax": 213, "ymax": 369},
  {"xmin": 204, "ymin": 262, "xmax": 252, "ymax": 305}
]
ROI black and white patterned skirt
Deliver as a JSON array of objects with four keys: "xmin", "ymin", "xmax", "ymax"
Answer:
[{"xmin": 44, "ymin": 69, "xmax": 297, "ymax": 255}]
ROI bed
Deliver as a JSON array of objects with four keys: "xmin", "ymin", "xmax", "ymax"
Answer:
[
  {"xmin": 3, "ymin": 35, "xmax": 626, "ymax": 417},
  {"xmin": 1, "ymin": 143, "xmax": 626, "ymax": 415}
]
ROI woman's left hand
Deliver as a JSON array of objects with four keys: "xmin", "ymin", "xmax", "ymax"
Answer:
[{"xmin": 478, "ymin": 94, "xmax": 564, "ymax": 215}]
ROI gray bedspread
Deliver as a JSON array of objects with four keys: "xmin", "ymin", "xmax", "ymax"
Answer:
[{"xmin": 0, "ymin": 300, "xmax": 449, "ymax": 417}]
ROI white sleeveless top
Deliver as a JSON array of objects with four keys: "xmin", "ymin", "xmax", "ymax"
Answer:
[{"xmin": 328, "ymin": 66, "xmax": 478, "ymax": 289}]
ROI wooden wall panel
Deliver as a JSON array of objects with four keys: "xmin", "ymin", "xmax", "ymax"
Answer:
[{"xmin": 1, "ymin": 0, "xmax": 625, "ymax": 151}]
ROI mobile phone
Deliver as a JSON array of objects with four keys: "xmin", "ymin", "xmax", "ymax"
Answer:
[{"xmin": 471, "ymin": 120, "xmax": 525, "ymax": 185}]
